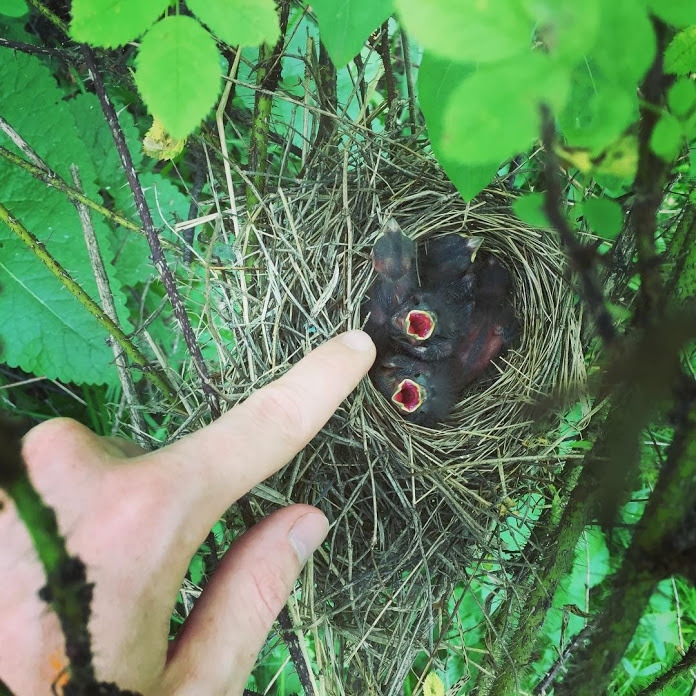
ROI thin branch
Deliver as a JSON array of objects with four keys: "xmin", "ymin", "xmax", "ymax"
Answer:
[
  {"xmin": 0, "ymin": 200, "xmax": 177, "ymax": 401},
  {"xmin": 26, "ymin": 0, "xmax": 69, "ymax": 34},
  {"xmin": 81, "ymin": 46, "xmax": 221, "ymax": 420},
  {"xmin": 70, "ymin": 165, "xmax": 149, "ymax": 446},
  {"xmin": 400, "ymin": 28, "xmax": 417, "ymax": 133},
  {"xmin": 0, "ymin": 677, "xmax": 16, "ymax": 696},
  {"xmin": 632, "ymin": 19, "xmax": 670, "ymax": 323},
  {"xmin": 246, "ymin": 0, "xmax": 291, "ymax": 211},
  {"xmin": 0, "ymin": 145, "xmax": 144, "ymax": 237},
  {"xmin": 0, "ymin": 114, "xmax": 51, "ymax": 170},
  {"xmin": 534, "ymin": 624, "xmax": 592, "ymax": 694},
  {"xmin": 0, "ymin": 37, "xmax": 72, "ymax": 62},
  {"xmin": 379, "ymin": 21, "xmax": 396, "ymax": 110},
  {"xmin": 0, "ymin": 417, "xmax": 143, "ymax": 696},
  {"xmin": 559, "ymin": 378, "xmax": 696, "ymax": 695},
  {"xmin": 540, "ymin": 105, "xmax": 616, "ymax": 346},
  {"xmin": 636, "ymin": 642, "xmax": 696, "ymax": 696}
]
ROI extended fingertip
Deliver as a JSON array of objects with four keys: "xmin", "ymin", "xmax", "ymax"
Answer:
[
  {"xmin": 338, "ymin": 329, "xmax": 375, "ymax": 353},
  {"xmin": 289, "ymin": 512, "xmax": 329, "ymax": 565}
]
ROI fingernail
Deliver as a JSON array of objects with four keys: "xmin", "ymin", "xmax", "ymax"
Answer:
[
  {"xmin": 289, "ymin": 512, "xmax": 329, "ymax": 565},
  {"xmin": 339, "ymin": 330, "xmax": 374, "ymax": 352}
]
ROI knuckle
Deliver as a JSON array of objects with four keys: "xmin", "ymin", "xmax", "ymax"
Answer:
[
  {"xmin": 248, "ymin": 383, "xmax": 309, "ymax": 448},
  {"xmin": 21, "ymin": 417, "xmax": 92, "ymax": 467},
  {"xmin": 248, "ymin": 564, "xmax": 290, "ymax": 627}
]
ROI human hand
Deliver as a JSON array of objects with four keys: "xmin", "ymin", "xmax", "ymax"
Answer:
[{"xmin": 0, "ymin": 330, "xmax": 375, "ymax": 695}]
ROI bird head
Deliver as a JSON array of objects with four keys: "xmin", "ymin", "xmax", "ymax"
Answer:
[
  {"xmin": 391, "ymin": 378, "xmax": 424, "ymax": 413},
  {"xmin": 391, "ymin": 295, "xmax": 437, "ymax": 343}
]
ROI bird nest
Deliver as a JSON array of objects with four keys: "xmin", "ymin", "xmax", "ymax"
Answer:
[{"xmin": 199, "ymin": 133, "xmax": 586, "ymax": 694}]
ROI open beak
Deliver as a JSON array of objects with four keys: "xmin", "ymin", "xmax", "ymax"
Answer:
[
  {"xmin": 391, "ymin": 378, "xmax": 424, "ymax": 413},
  {"xmin": 405, "ymin": 310, "xmax": 435, "ymax": 340}
]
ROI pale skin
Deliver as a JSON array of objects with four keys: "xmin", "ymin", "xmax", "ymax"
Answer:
[{"xmin": 0, "ymin": 330, "xmax": 376, "ymax": 696}]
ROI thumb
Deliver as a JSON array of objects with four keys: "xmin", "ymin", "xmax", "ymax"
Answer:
[{"xmin": 160, "ymin": 505, "xmax": 328, "ymax": 695}]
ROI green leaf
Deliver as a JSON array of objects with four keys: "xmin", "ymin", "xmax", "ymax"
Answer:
[
  {"xmin": 512, "ymin": 193, "xmax": 551, "ymax": 229},
  {"xmin": 186, "ymin": 0, "xmax": 280, "ymax": 48},
  {"xmin": 188, "ymin": 553, "xmax": 205, "ymax": 585},
  {"xmin": 650, "ymin": 112, "xmax": 684, "ymax": 161},
  {"xmin": 591, "ymin": 0, "xmax": 655, "ymax": 87},
  {"xmin": 310, "ymin": 0, "xmax": 393, "ymax": 68},
  {"xmin": 442, "ymin": 53, "xmax": 570, "ymax": 165},
  {"xmin": 0, "ymin": 0, "xmax": 28, "ymax": 17},
  {"xmin": 136, "ymin": 16, "xmax": 222, "ymax": 139},
  {"xmin": 395, "ymin": 0, "xmax": 533, "ymax": 63},
  {"xmin": 0, "ymin": 51, "xmax": 133, "ymax": 385},
  {"xmin": 665, "ymin": 26, "xmax": 696, "ymax": 75},
  {"xmin": 559, "ymin": 62, "xmax": 637, "ymax": 151},
  {"xmin": 418, "ymin": 52, "xmax": 499, "ymax": 200},
  {"xmin": 647, "ymin": 0, "xmax": 696, "ymax": 27},
  {"xmin": 70, "ymin": 0, "xmax": 169, "ymax": 48},
  {"xmin": 582, "ymin": 198, "xmax": 624, "ymax": 239},
  {"xmin": 668, "ymin": 77, "xmax": 696, "ymax": 117},
  {"xmin": 521, "ymin": 0, "xmax": 600, "ymax": 64}
]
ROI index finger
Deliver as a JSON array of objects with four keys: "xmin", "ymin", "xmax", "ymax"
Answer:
[{"xmin": 146, "ymin": 330, "xmax": 375, "ymax": 519}]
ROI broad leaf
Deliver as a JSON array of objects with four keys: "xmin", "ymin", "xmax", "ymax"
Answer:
[
  {"xmin": 647, "ymin": 0, "xmax": 696, "ymax": 27},
  {"xmin": 442, "ymin": 53, "xmax": 570, "ymax": 165},
  {"xmin": 650, "ymin": 113, "xmax": 684, "ymax": 161},
  {"xmin": 664, "ymin": 26, "xmax": 696, "ymax": 75},
  {"xmin": 591, "ymin": 0, "xmax": 655, "ymax": 88},
  {"xmin": 395, "ymin": 0, "xmax": 533, "ymax": 63},
  {"xmin": 582, "ymin": 198, "xmax": 624, "ymax": 239},
  {"xmin": 0, "ymin": 0, "xmax": 27, "ymax": 17},
  {"xmin": 136, "ymin": 15, "xmax": 222, "ymax": 139},
  {"xmin": 521, "ymin": 0, "xmax": 600, "ymax": 65},
  {"xmin": 310, "ymin": 0, "xmax": 393, "ymax": 68},
  {"xmin": 0, "ymin": 52, "xmax": 133, "ymax": 385},
  {"xmin": 512, "ymin": 193, "xmax": 551, "ymax": 229},
  {"xmin": 418, "ymin": 52, "xmax": 499, "ymax": 201},
  {"xmin": 559, "ymin": 60, "xmax": 637, "ymax": 151},
  {"xmin": 667, "ymin": 77, "xmax": 696, "ymax": 117},
  {"xmin": 70, "ymin": 0, "xmax": 169, "ymax": 47},
  {"xmin": 186, "ymin": 0, "xmax": 280, "ymax": 48}
]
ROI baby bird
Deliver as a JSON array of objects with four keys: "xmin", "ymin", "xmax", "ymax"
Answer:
[
  {"xmin": 454, "ymin": 254, "xmax": 518, "ymax": 384},
  {"xmin": 389, "ymin": 287, "xmax": 476, "ymax": 361},
  {"xmin": 387, "ymin": 234, "xmax": 482, "ymax": 360},
  {"xmin": 363, "ymin": 219, "xmax": 417, "ymax": 354},
  {"xmin": 421, "ymin": 234, "xmax": 483, "ymax": 298},
  {"xmin": 371, "ymin": 353, "xmax": 460, "ymax": 427}
]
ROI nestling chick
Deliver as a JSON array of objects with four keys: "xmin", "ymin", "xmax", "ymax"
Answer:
[
  {"xmin": 453, "ymin": 254, "xmax": 518, "ymax": 384},
  {"xmin": 371, "ymin": 353, "xmax": 460, "ymax": 426},
  {"xmin": 389, "ymin": 287, "xmax": 476, "ymax": 361},
  {"xmin": 421, "ymin": 234, "xmax": 483, "ymax": 299},
  {"xmin": 363, "ymin": 219, "xmax": 417, "ymax": 353},
  {"xmin": 387, "ymin": 234, "xmax": 482, "ymax": 360}
]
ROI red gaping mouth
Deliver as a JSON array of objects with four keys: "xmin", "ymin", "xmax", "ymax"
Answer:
[
  {"xmin": 405, "ymin": 310, "xmax": 435, "ymax": 340},
  {"xmin": 392, "ymin": 379, "xmax": 424, "ymax": 413}
]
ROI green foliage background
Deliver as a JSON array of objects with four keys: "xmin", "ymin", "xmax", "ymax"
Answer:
[{"xmin": 3, "ymin": 0, "xmax": 696, "ymax": 694}]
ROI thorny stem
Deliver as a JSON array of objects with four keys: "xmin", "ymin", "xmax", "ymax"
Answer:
[
  {"xmin": 0, "ymin": 37, "xmax": 72, "ymax": 62},
  {"xmin": 246, "ymin": 0, "xmax": 290, "ymax": 212},
  {"xmin": 82, "ymin": 46, "xmax": 221, "ymax": 419},
  {"xmin": 379, "ymin": 22, "xmax": 396, "ymax": 109},
  {"xmin": 540, "ymin": 105, "xmax": 616, "ymax": 346},
  {"xmin": 632, "ymin": 19, "xmax": 670, "ymax": 324},
  {"xmin": 634, "ymin": 642, "xmax": 696, "ymax": 696},
  {"xmin": 400, "ymin": 28, "xmax": 417, "ymax": 134},
  {"xmin": 26, "ymin": 0, "xmax": 69, "ymax": 34},
  {"xmin": 558, "ymin": 380, "xmax": 696, "ymax": 695},
  {"xmin": 70, "ymin": 165, "xmax": 149, "ymax": 445},
  {"xmin": 0, "ymin": 145, "xmax": 145, "ymax": 237},
  {"xmin": 0, "ymin": 418, "xmax": 97, "ymax": 690},
  {"xmin": 0, "ymin": 200, "xmax": 177, "ymax": 401}
]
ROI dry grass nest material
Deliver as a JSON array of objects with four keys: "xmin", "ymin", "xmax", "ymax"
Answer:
[{"xmin": 205, "ymin": 136, "xmax": 586, "ymax": 693}]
